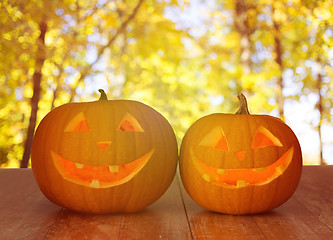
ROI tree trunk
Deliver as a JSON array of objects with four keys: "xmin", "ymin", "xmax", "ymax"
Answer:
[
  {"xmin": 234, "ymin": 0, "xmax": 252, "ymax": 75},
  {"xmin": 273, "ymin": 21, "xmax": 285, "ymax": 120},
  {"xmin": 20, "ymin": 21, "xmax": 47, "ymax": 168}
]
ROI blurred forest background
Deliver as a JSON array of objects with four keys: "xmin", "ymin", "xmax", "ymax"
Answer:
[{"xmin": 0, "ymin": 0, "xmax": 332, "ymax": 168}]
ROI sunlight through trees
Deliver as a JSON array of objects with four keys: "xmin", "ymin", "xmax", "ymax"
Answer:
[{"xmin": 0, "ymin": 0, "xmax": 332, "ymax": 167}]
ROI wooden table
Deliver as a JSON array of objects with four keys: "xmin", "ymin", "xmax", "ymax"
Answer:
[{"xmin": 0, "ymin": 166, "xmax": 332, "ymax": 240}]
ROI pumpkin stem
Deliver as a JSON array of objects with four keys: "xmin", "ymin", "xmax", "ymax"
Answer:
[
  {"xmin": 235, "ymin": 93, "xmax": 250, "ymax": 115},
  {"xmin": 98, "ymin": 89, "xmax": 108, "ymax": 100}
]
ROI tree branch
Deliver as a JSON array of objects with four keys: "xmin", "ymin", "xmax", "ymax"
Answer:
[{"xmin": 69, "ymin": 0, "xmax": 144, "ymax": 102}]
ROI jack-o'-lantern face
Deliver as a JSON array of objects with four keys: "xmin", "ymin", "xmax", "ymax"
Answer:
[
  {"xmin": 192, "ymin": 125, "xmax": 293, "ymax": 188},
  {"xmin": 179, "ymin": 94, "xmax": 302, "ymax": 215},
  {"xmin": 51, "ymin": 112, "xmax": 154, "ymax": 189},
  {"xmin": 32, "ymin": 90, "xmax": 178, "ymax": 214}
]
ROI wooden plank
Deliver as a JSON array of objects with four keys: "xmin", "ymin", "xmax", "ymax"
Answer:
[
  {"xmin": 293, "ymin": 166, "xmax": 333, "ymax": 230},
  {"xmin": 252, "ymin": 197, "xmax": 333, "ymax": 240},
  {"xmin": 244, "ymin": 166, "xmax": 333, "ymax": 240},
  {"xmin": 178, "ymin": 174, "xmax": 267, "ymax": 240},
  {"xmin": 1, "ymin": 166, "xmax": 333, "ymax": 240},
  {"xmin": 45, "ymin": 177, "xmax": 191, "ymax": 240},
  {"xmin": 0, "ymin": 169, "xmax": 61, "ymax": 240},
  {"xmin": 45, "ymin": 210, "xmax": 123, "ymax": 240},
  {"xmin": 118, "ymin": 177, "xmax": 191, "ymax": 240},
  {"xmin": 178, "ymin": 166, "xmax": 333, "ymax": 240}
]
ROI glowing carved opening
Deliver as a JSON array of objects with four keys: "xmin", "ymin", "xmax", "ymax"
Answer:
[
  {"xmin": 199, "ymin": 126, "xmax": 229, "ymax": 151},
  {"xmin": 251, "ymin": 126, "xmax": 283, "ymax": 149},
  {"xmin": 64, "ymin": 112, "xmax": 90, "ymax": 132},
  {"xmin": 192, "ymin": 147, "xmax": 294, "ymax": 188},
  {"xmin": 234, "ymin": 151, "xmax": 246, "ymax": 161},
  {"xmin": 96, "ymin": 141, "xmax": 112, "ymax": 152},
  {"xmin": 117, "ymin": 113, "xmax": 144, "ymax": 132},
  {"xmin": 52, "ymin": 149, "xmax": 154, "ymax": 188}
]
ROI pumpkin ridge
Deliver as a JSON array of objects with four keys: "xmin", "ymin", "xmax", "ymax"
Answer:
[
  {"xmin": 179, "ymin": 94, "xmax": 302, "ymax": 214},
  {"xmin": 31, "ymin": 89, "xmax": 182, "ymax": 213}
]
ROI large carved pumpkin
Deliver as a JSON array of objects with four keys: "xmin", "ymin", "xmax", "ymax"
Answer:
[
  {"xmin": 31, "ymin": 90, "xmax": 178, "ymax": 213},
  {"xmin": 180, "ymin": 94, "xmax": 302, "ymax": 215}
]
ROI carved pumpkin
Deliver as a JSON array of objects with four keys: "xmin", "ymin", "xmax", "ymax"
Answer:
[
  {"xmin": 180, "ymin": 94, "xmax": 302, "ymax": 215},
  {"xmin": 31, "ymin": 90, "xmax": 178, "ymax": 213}
]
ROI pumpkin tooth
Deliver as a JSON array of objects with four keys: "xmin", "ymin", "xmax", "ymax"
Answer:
[
  {"xmin": 75, "ymin": 163, "xmax": 84, "ymax": 169},
  {"xmin": 90, "ymin": 179, "xmax": 100, "ymax": 188},
  {"xmin": 236, "ymin": 180, "xmax": 247, "ymax": 188},
  {"xmin": 253, "ymin": 167, "xmax": 266, "ymax": 172},
  {"xmin": 276, "ymin": 165, "xmax": 286, "ymax": 174},
  {"xmin": 202, "ymin": 174, "xmax": 211, "ymax": 182},
  {"xmin": 109, "ymin": 165, "xmax": 119, "ymax": 173},
  {"xmin": 217, "ymin": 168, "xmax": 226, "ymax": 174}
]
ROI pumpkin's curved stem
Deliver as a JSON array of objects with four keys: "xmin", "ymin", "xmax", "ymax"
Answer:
[
  {"xmin": 235, "ymin": 93, "xmax": 250, "ymax": 115},
  {"xmin": 98, "ymin": 89, "xmax": 108, "ymax": 100}
]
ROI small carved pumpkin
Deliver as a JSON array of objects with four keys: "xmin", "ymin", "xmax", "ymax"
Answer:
[
  {"xmin": 32, "ymin": 90, "xmax": 178, "ymax": 213},
  {"xmin": 180, "ymin": 94, "xmax": 302, "ymax": 215}
]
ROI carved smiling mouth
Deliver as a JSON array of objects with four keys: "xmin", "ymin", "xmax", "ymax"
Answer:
[
  {"xmin": 192, "ymin": 147, "xmax": 294, "ymax": 188},
  {"xmin": 51, "ymin": 150, "xmax": 154, "ymax": 188}
]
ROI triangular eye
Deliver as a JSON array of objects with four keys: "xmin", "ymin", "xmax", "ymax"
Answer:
[
  {"xmin": 199, "ymin": 126, "xmax": 229, "ymax": 151},
  {"xmin": 251, "ymin": 127, "xmax": 282, "ymax": 148},
  {"xmin": 214, "ymin": 135, "xmax": 229, "ymax": 151},
  {"xmin": 64, "ymin": 112, "xmax": 90, "ymax": 132},
  {"xmin": 117, "ymin": 113, "xmax": 144, "ymax": 132}
]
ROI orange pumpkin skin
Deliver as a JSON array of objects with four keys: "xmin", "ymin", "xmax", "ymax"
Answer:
[
  {"xmin": 180, "ymin": 95, "xmax": 302, "ymax": 215},
  {"xmin": 32, "ymin": 91, "xmax": 178, "ymax": 214}
]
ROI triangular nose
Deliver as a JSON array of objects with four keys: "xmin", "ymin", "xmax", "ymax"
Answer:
[
  {"xmin": 97, "ymin": 141, "xmax": 112, "ymax": 152},
  {"xmin": 235, "ymin": 151, "xmax": 246, "ymax": 161}
]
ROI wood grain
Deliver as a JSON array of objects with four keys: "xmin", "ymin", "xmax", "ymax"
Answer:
[
  {"xmin": 117, "ymin": 178, "xmax": 191, "ymax": 240},
  {"xmin": 252, "ymin": 197, "xmax": 333, "ymax": 240},
  {"xmin": 0, "ymin": 166, "xmax": 333, "ymax": 240},
  {"xmin": 178, "ymin": 166, "xmax": 333, "ymax": 240},
  {"xmin": 178, "ymin": 174, "xmax": 267, "ymax": 240},
  {"xmin": 45, "ymin": 178, "xmax": 191, "ymax": 240},
  {"xmin": 45, "ymin": 210, "xmax": 123, "ymax": 240},
  {"xmin": 0, "ymin": 169, "xmax": 61, "ymax": 240},
  {"xmin": 251, "ymin": 166, "xmax": 333, "ymax": 240},
  {"xmin": 294, "ymin": 166, "xmax": 333, "ymax": 230}
]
